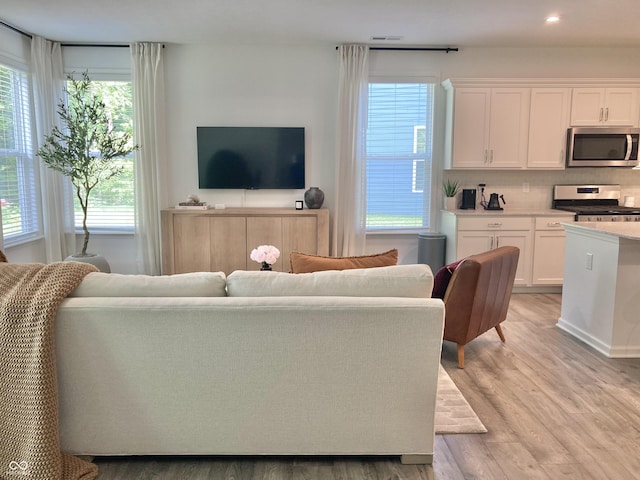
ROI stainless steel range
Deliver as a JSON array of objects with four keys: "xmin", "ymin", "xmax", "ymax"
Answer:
[{"xmin": 553, "ymin": 184, "xmax": 640, "ymax": 222}]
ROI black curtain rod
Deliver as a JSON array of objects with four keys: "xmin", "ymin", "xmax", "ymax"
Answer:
[
  {"xmin": 1, "ymin": 20, "xmax": 32, "ymax": 39},
  {"xmin": 61, "ymin": 43, "xmax": 130, "ymax": 48},
  {"xmin": 1, "ymin": 21, "xmax": 161, "ymax": 48},
  {"xmin": 336, "ymin": 46, "xmax": 458, "ymax": 53}
]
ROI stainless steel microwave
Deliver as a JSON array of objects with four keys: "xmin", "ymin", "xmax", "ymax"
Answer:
[{"xmin": 566, "ymin": 127, "xmax": 640, "ymax": 167}]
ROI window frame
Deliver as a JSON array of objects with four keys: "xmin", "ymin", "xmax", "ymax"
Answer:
[
  {"xmin": 0, "ymin": 59, "xmax": 42, "ymax": 247},
  {"xmin": 63, "ymin": 72, "xmax": 136, "ymax": 235},
  {"xmin": 365, "ymin": 76, "xmax": 437, "ymax": 233}
]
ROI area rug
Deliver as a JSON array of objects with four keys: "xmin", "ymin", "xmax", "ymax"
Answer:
[{"xmin": 435, "ymin": 365, "xmax": 487, "ymax": 434}]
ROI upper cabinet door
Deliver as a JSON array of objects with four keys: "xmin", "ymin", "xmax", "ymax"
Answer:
[
  {"xmin": 488, "ymin": 88, "xmax": 530, "ymax": 169},
  {"xmin": 450, "ymin": 88, "xmax": 491, "ymax": 168},
  {"xmin": 604, "ymin": 88, "xmax": 640, "ymax": 125},
  {"xmin": 570, "ymin": 88, "xmax": 639, "ymax": 126},
  {"xmin": 449, "ymin": 87, "xmax": 529, "ymax": 169},
  {"xmin": 527, "ymin": 88, "xmax": 570, "ymax": 169}
]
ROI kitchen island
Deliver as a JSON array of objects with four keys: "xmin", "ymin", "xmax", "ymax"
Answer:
[{"xmin": 558, "ymin": 222, "xmax": 640, "ymax": 358}]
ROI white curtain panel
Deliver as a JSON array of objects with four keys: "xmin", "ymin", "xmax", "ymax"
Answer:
[
  {"xmin": 131, "ymin": 43, "xmax": 165, "ymax": 275},
  {"xmin": 30, "ymin": 35, "xmax": 76, "ymax": 261},
  {"xmin": 332, "ymin": 45, "xmax": 369, "ymax": 257}
]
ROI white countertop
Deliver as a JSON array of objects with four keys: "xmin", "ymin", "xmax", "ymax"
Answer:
[
  {"xmin": 563, "ymin": 221, "xmax": 640, "ymax": 240},
  {"xmin": 442, "ymin": 208, "xmax": 574, "ymax": 217}
]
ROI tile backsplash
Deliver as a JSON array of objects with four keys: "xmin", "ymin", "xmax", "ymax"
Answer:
[{"xmin": 443, "ymin": 168, "xmax": 640, "ymax": 210}]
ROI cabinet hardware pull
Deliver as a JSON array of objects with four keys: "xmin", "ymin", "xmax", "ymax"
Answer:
[
  {"xmin": 599, "ymin": 107, "xmax": 603, "ymax": 122},
  {"xmin": 484, "ymin": 150, "xmax": 488, "ymax": 163},
  {"xmin": 488, "ymin": 222, "xmax": 502, "ymax": 227},
  {"xmin": 548, "ymin": 222, "xmax": 560, "ymax": 226},
  {"xmin": 496, "ymin": 236, "xmax": 500, "ymax": 247},
  {"xmin": 490, "ymin": 237, "xmax": 494, "ymax": 249},
  {"xmin": 605, "ymin": 107, "xmax": 609, "ymax": 122},
  {"xmin": 490, "ymin": 150, "xmax": 494, "ymax": 163}
]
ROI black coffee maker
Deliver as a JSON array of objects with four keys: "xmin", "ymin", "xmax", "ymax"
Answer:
[{"xmin": 460, "ymin": 189, "xmax": 476, "ymax": 209}]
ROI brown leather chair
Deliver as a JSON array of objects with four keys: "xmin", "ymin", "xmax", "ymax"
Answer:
[{"xmin": 442, "ymin": 246, "xmax": 520, "ymax": 368}]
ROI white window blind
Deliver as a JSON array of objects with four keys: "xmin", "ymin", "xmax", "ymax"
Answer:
[
  {"xmin": 366, "ymin": 82, "xmax": 434, "ymax": 229},
  {"xmin": 69, "ymin": 80, "xmax": 135, "ymax": 232},
  {"xmin": 0, "ymin": 63, "xmax": 40, "ymax": 245}
]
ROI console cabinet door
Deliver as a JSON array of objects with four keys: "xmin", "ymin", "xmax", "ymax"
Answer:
[
  {"xmin": 210, "ymin": 217, "xmax": 247, "ymax": 273},
  {"xmin": 281, "ymin": 216, "xmax": 319, "ymax": 271},
  {"xmin": 246, "ymin": 217, "xmax": 283, "ymax": 271},
  {"xmin": 173, "ymin": 215, "xmax": 212, "ymax": 274}
]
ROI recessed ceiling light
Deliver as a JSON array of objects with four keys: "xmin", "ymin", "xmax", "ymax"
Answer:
[{"xmin": 546, "ymin": 15, "xmax": 560, "ymax": 24}]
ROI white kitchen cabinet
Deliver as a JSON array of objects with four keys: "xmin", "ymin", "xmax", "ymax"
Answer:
[
  {"xmin": 448, "ymin": 216, "xmax": 533, "ymax": 286},
  {"xmin": 446, "ymin": 86, "xmax": 530, "ymax": 169},
  {"xmin": 570, "ymin": 88, "xmax": 639, "ymax": 126},
  {"xmin": 527, "ymin": 88, "xmax": 571, "ymax": 169},
  {"xmin": 531, "ymin": 216, "xmax": 574, "ymax": 285}
]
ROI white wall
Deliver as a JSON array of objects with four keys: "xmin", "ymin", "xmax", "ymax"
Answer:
[
  {"xmin": 162, "ymin": 44, "xmax": 338, "ymax": 211},
  {"xmin": 6, "ymin": 36, "xmax": 640, "ymax": 271}
]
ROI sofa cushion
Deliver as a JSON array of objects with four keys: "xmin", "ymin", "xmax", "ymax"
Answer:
[
  {"xmin": 289, "ymin": 249, "xmax": 398, "ymax": 273},
  {"xmin": 431, "ymin": 259, "xmax": 465, "ymax": 299},
  {"xmin": 226, "ymin": 264, "xmax": 433, "ymax": 298},
  {"xmin": 69, "ymin": 271, "xmax": 227, "ymax": 297}
]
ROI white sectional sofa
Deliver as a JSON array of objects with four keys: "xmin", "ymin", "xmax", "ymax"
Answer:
[{"xmin": 55, "ymin": 264, "xmax": 445, "ymax": 464}]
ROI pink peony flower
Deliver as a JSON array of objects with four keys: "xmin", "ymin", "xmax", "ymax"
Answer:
[{"xmin": 250, "ymin": 245, "xmax": 280, "ymax": 265}]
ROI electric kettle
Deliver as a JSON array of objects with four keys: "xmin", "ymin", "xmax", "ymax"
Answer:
[{"xmin": 484, "ymin": 193, "xmax": 506, "ymax": 211}]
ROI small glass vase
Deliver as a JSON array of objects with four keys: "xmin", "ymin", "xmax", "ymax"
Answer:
[{"xmin": 260, "ymin": 261, "xmax": 272, "ymax": 271}]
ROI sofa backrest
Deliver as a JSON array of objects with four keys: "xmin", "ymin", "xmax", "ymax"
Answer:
[{"xmin": 226, "ymin": 264, "xmax": 433, "ymax": 298}]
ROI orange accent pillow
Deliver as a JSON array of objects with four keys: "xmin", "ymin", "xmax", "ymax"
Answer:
[{"xmin": 289, "ymin": 249, "xmax": 398, "ymax": 274}]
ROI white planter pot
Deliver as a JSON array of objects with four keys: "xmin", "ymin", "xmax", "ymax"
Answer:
[
  {"xmin": 444, "ymin": 196, "xmax": 457, "ymax": 210},
  {"xmin": 64, "ymin": 253, "xmax": 111, "ymax": 273}
]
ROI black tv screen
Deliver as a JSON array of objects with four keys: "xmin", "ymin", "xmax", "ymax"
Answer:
[{"xmin": 197, "ymin": 126, "xmax": 305, "ymax": 189}]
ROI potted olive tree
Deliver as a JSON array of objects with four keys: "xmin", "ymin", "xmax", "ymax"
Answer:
[{"xmin": 37, "ymin": 72, "xmax": 138, "ymax": 270}]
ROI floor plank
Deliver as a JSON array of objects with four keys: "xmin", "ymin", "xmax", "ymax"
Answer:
[{"xmin": 94, "ymin": 293, "xmax": 640, "ymax": 479}]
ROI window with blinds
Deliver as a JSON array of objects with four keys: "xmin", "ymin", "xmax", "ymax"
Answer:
[
  {"xmin": 0, "ymin": 63, "xmax": 40, "ymax": 245},
  {"xmin": 69, "ymin": 80, "xmax": 135, "ymax": 232},
  {"xmin": 366, "ymin": 82, "xmax": 434, "ymax": 230}
]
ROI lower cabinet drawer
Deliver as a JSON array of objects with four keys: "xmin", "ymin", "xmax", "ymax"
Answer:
[
  {"xmin": 534, "ymin": 216, "xmax": 574, "ymax": 230},
  {"xmin": 458, "ymin": 216, "xmax": 532, "ymax": 231}
]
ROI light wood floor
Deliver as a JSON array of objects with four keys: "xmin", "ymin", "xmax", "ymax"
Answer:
[{"xmin": 94, "ymin": 293, "xmax": 640, "ymax": 479}]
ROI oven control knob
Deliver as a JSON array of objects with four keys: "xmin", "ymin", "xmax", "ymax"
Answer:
[{"xmin": 612, "ymin": 216, "xmax": 618, "ymax": 222}]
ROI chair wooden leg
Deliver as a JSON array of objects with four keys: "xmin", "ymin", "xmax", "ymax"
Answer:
[
  {"xmin": 457, "ymin": 344, "xmax": 465, "ymax": 369},
  {"xmin": 495, "ymin": 323, "xmax": 506, "ymax": 343}
]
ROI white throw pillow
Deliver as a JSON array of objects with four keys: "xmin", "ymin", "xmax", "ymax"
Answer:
[
  {"xmin": 226, "ymin": 264, "xmax": 433, "ymax": 298},
  {"xmin": 69, "ymin": 271, "xmax": 227, "ymax": 297}
]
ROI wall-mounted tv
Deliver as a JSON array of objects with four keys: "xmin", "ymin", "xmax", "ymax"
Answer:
[{"xmin": 197, "ymin": 126, "xmax": 305, "ymax": 189}]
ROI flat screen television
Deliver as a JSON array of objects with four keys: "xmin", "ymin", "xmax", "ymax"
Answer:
[{"xmin": 197, "ymin": 126, "xmax": 305, "ymax": 189}]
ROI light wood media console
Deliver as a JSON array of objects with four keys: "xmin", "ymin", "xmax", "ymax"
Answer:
[{"xmin": 161, "ymin": 208, "xmax": 330, "ymax": 275}]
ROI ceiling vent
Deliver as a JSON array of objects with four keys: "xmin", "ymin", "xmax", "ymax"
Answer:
[{"xmin": 370, "ymin": 36, "xmax": 403, "ymax": 41}]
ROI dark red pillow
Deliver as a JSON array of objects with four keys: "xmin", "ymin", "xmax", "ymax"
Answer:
[{"xmin": 431, "ymin": 259, "xmax": 464, "ymax": 299}]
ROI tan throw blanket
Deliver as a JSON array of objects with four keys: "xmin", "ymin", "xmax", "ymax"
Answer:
[{"xmin": 0, "ymin": 261, "xmax": 99, "ymax": 480}]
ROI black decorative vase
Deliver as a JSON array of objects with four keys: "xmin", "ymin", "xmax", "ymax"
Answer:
[
  {"xmin": 304, "ymin": 187, "xmax": 325, "ymax": 209},
  {"xmin": 260, "ymin": 261, "xmax": 272, "ymax": 271}
]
